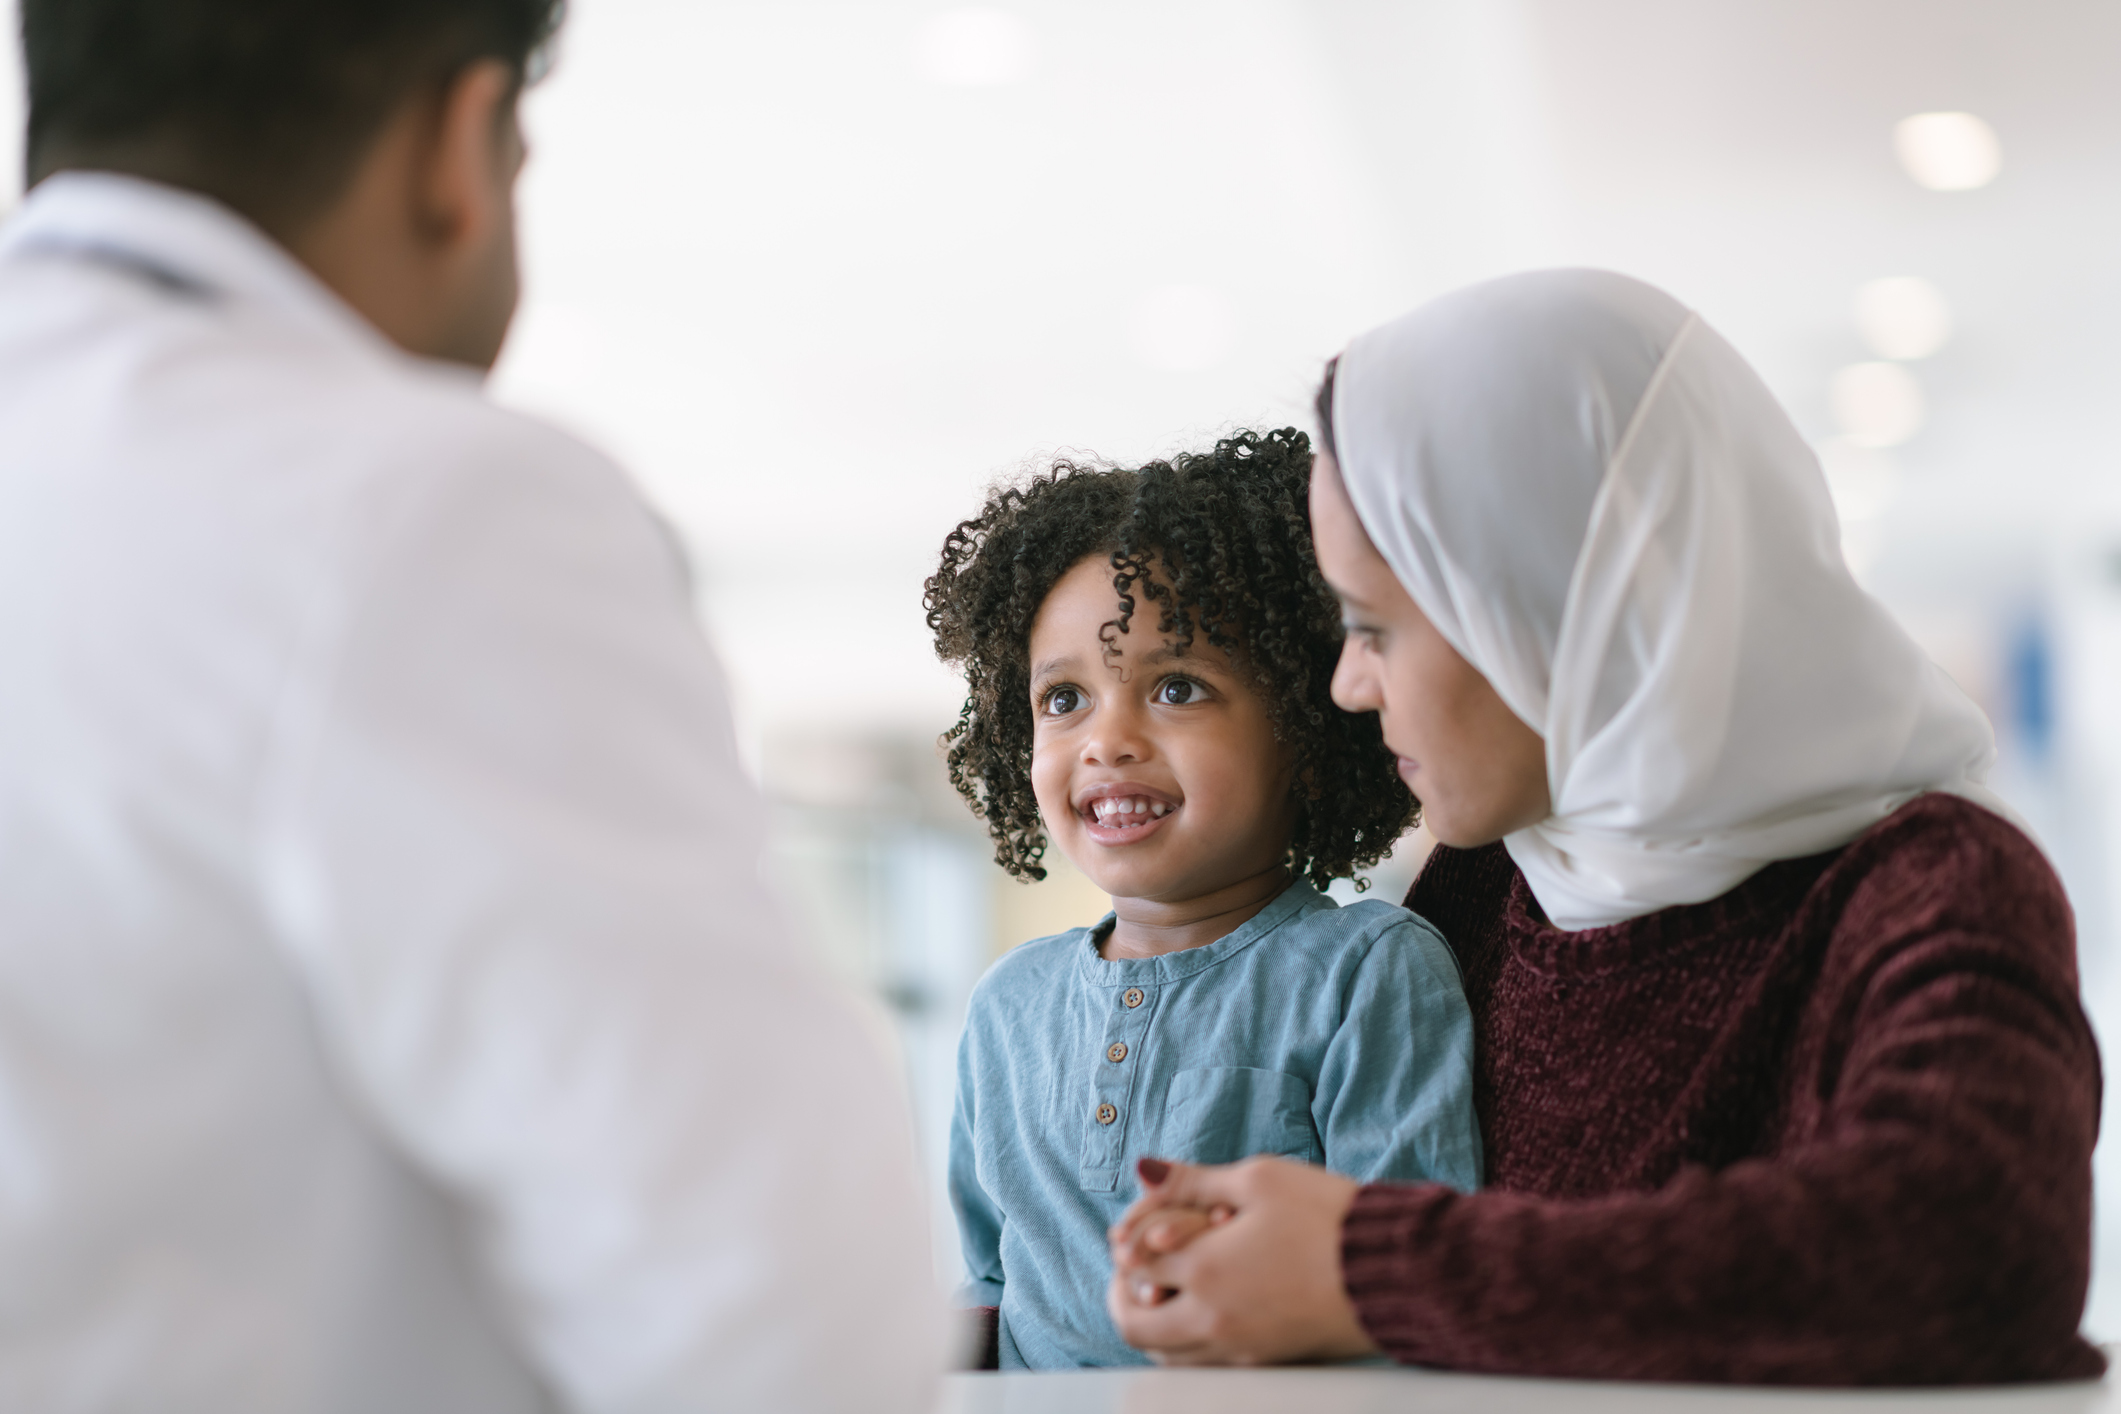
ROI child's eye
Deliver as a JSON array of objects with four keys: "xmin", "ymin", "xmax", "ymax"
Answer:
[
  {"xmin": 1043, "ymin": 686, "xmax": 1084, "ymax": 716},
  {"xmin": 1154, "ymin": 677, "xmax": 1201, "ymax": 706}
]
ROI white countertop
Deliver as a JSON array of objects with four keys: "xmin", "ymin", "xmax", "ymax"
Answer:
[{"xmin": 941, "ymin": 1369, "xmax": 2113, "ymax": 1414}]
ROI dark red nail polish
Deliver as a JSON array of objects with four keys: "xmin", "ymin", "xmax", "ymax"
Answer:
[{"xmin": 1137, "ymin": 1157, "xmax": 1171, "ymax": 1185}]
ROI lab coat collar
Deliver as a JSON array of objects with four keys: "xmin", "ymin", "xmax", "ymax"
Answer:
[{"xmin": 0, "ymin": 171, "xmax": 398, "ymax": 358}]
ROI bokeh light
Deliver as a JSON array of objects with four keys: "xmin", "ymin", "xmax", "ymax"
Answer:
[
  {"xmin": 1893, "ymin": 111, "xmax": 2002, "ymax": 192},
  {"xmin": 1829, "ymin": 361, "xmax": 1926, "ymax": 448},
  {"xmin": 914, "ymin": 7, "xmax": 1035, "ymax": 88},
  {"xmin": 1854, "ymin": 276, "xmax": 1952, "ymax": 361},
  {"xmin": 1818, "ymin": 438, "xmax": 1903, "ymax": 524}
]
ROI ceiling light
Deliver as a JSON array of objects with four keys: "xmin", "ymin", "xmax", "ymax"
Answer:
[
  {"xmin": 1854, "ymin": 277, "xmax": 1952, "ymax": 361},
  {"xmin": 915, "ymin": 8, "xmax": 1034, "ymax": 87},
  {"xmin": 1130, "ymin": 285, "xmax": 1236, "ymax": 372},
  {"xmin": 1893, "ymin": 112, "xmax": 2001, "ymax": 192},
  {"xmin": 1829, "ymin": 362, "xmax": 1925, "ymax": 448}
]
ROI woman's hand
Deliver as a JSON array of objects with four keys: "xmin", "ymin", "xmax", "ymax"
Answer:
[{"xmin": 1105, "ymin": 1156, "xmax": 1381, "ymax": 1365}]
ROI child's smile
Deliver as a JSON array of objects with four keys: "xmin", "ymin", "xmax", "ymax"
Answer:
[
  {"xmin": 1077, "ymin": 782, "xmax": 1179, "ymax": 842},
  {"xmin": 1027, "ymin": 555, "xmax": 1297, "ymax": 929}
]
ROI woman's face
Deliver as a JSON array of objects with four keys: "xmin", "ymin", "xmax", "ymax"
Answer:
[{"xmin": 1309, "ymin": 452, "xmax": 1551, "ymax": 848}]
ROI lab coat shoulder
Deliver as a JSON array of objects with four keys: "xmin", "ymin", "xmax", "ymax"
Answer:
[
  {"xmin": 329, "ymin": 362, "xmax": 684, "ymax": 602},
  {"xmin": 277, "ymin": 366, "xmax": 733, "ymax": 841},
  {"xmin": 258, "ymin": 369, "xmax": 948, "ymax": 1414}
]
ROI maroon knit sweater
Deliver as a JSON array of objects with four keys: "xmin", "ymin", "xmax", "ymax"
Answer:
[{"xmin": 1344, "ymin": 793, "xmax": 2105, "ymax": 1384}]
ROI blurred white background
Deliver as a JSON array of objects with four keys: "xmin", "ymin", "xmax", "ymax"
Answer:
[{"xmin": 9, "ymin": 0, "xmax": 2121, "ymax": 1333}]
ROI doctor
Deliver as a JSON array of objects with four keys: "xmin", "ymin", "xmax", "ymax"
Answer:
[{"xmin": 0, "ymin": 2, "xmax": 945, "ymax": 1411}]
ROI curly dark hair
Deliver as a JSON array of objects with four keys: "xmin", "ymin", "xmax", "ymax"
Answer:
[{"xmin": 924, "ymin": 426, "xmax": 1416, "ymax": 890}]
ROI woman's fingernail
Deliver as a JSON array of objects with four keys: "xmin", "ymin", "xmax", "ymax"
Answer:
[{"xmin": 1137, "ymin": 1157, "xmax": 1171, "ymax": 1185}]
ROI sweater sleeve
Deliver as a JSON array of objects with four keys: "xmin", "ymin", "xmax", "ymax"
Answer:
[{"xmin": 1344, "ymin": 807, "xmax": 2104, "ymax": 1384}]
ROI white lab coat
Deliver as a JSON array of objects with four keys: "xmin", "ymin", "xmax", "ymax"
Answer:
[{"xmin": 0, "ymin": 174, "xmax": 946, "ymax": 1414}]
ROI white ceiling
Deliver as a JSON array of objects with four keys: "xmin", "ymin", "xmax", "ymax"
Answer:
[
  {"xmin": 490, "ymin": 0, "xmax": 2121, "ymax": 746},
  {"xmin": 496, "ymin": 0, "xmax": 1423, "ymax": 744},
  {"xmin": 7, "ymin": 2, "xmax": 2115, "ymax": 742}
]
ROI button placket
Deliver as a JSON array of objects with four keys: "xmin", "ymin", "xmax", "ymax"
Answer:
[{"xmin": 1080, "ymin": 982, "xmax": 1159, "ymax": 1191}]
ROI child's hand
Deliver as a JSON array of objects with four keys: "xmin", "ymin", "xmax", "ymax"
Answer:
[
  {"xmin": 1109, "ymin": 1207, "xmax": 1234, "ymax": 1304},
  {"xmin": 1109, "ymin": 1158, "xmax": 1233, "ymax": 1294},
  {"xmin": 1105, "ymin": 1155, "xmax": 1376, "ymax": 1365}
]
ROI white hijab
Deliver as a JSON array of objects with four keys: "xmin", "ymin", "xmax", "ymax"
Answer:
[{"xmin": 1334, "ymin": 269, "xmax": 2006, "ymax": 931}]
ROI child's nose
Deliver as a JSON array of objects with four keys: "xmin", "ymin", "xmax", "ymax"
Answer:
[
  {"xmin": 1082, "ymin": 701, "xmax": 1150, "ymax": 765},
  {"xmin": 1083, "ymin": 735, "xmax": 1142, "ymax": 766}
]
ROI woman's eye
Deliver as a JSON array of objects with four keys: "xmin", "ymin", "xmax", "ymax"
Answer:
[
  {"xmin": 1155, "ymin": 678, "xmax": 1198, "ymax": 705},
  {"xmin": 1045, "ymin": 687, "xmax": 1083, "ymax": 716}
]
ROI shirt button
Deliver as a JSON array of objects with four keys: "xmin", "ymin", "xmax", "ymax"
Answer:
[
  {"xmin": 1095, "ymin": 1103, "xmax": 1118, "ymax": 1125},
  {"xmin": 1122, "ymin": 988, "xmax": 1145, "ymax": 1009},
  {"xmin": 1106, "ymin": 1042, "xmax": 1128, "ymax": 1064}
]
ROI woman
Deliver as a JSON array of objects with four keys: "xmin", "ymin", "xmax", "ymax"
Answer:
[{"xmin": 1105, "ymin": 270, "xmax": 2104, "ymax": 1383}]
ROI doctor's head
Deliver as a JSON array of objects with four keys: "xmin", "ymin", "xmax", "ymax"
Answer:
[{"xmin": 21, "ymin": 0, "xmax": 564, "ymax": 368}]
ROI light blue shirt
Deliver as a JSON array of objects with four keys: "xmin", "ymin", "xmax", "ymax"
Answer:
[{"xmin": 949, "ymin": 879, "xmax": 1482, "ymax": 1368}]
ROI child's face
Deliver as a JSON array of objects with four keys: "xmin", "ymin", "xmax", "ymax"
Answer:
[{"xmin": 1027, "ymin": 556, "xmax": 1297, "ymax": 905}]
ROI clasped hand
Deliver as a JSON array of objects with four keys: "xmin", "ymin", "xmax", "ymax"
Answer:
[{"xmin": 1103, "ymin": 1154, "xmax": 1381, "ymax": 1365}]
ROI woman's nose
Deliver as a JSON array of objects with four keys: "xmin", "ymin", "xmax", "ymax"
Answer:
[{"xmin": 1331, "ymin": 639, "xmax": 1381, "ymax": 714}]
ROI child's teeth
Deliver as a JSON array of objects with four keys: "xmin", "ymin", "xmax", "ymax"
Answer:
[{"xmin": 1087, "ymin": 795, "xmax": 1179, "ymax": 824}]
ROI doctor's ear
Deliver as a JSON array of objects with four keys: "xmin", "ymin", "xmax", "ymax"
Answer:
[{"xmin": 415, "ymin": 60, "xmax": 525, "ymax": 257}]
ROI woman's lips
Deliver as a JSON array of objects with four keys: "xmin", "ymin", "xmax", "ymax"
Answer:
[{"xmin": 1396, "ymin": 756, "xmax": 1421, "ymax": 785}]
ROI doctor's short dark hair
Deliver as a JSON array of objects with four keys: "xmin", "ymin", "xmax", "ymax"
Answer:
[
  {"xmin": 21, "ymin": 0, "xmax": 564, "ymax": 228},
  {"xmin": 923, "ymin": 427, "xmax": 1418, "ymax": 890}
]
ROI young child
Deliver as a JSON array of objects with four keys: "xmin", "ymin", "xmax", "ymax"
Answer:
[{"xmin": 924, "ymin": 428, "xmax": 1482, "ymax": 1369}]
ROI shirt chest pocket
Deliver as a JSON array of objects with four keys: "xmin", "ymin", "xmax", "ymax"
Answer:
[{"xmin": 1159, "ymin": 1067, "xmax": 1323, "ymax": 1167}]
